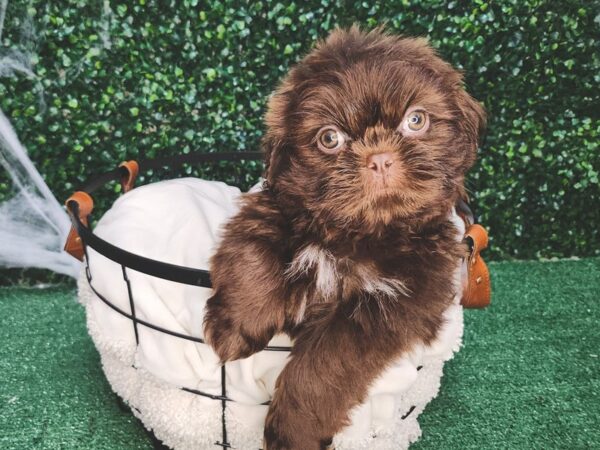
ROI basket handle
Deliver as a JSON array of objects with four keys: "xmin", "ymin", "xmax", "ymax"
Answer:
[
  {"xmin": 119, "ymin": 160, "xmax": 139, "ymax": 193},
  {"xmin": 461, "ymin": 224, "xmax": 491, "ymax": 308},
  {"xmin": 64, "ymin": 191, "xmax": 94, "ymax": 261}
]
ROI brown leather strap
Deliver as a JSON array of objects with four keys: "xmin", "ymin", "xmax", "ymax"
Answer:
[
  {"xmin": 119, "ymin": 160, "xmax": 139, "ymax": 193},
  {"xmin": 461, "ymin": 224, "xmax": 491, "ymax": 308},
  {"xmin": 64, "ymin": 191, "xmax": 94, "ymax": 261}
]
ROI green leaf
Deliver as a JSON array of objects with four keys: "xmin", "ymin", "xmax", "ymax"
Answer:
[{"xmin": 203, "ymin": 67, "xmax": 217, "ymax": 81}]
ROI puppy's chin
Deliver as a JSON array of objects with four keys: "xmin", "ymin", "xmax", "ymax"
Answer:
[
  {"xmin": 362, "ymin": 193, "xmax": 431, "ymax": 226},
  {"xmin": 357, "ymin": 170, "xmax": 444, "ymax": 224},
  {"xmin": 366, "ymin": 174, "xmax": 397, "ymax": 192},
  {"xmin": 319, "ymin": 190, "xmax": 441, "ymax": 233}
]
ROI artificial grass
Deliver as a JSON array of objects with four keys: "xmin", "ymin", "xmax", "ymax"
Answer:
[{"xmin": 0, "ymin": 258, "xmax": 599, "ymax": 449}]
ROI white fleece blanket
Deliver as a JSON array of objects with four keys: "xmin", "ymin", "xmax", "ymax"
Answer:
[{"xmin": 77, "ymin": 178, "xmax": 465, "ymax": 450}]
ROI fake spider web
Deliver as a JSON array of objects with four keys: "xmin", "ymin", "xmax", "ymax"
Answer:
[{"xmin": 0, "ymin": 0, "xmax": 113, "ymax": 278}]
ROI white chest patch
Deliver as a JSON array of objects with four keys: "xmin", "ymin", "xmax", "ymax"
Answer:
[
  {"xmin": 286, "ymin": 244, "xmax": 411, "ymax": 300},
  {"xmin": 358, "ymin": 267, "xmax": 411, "ymax": 298},
  {"xmin": 286, "ymin": 244, "xmax": 338, "ymax": 299}
]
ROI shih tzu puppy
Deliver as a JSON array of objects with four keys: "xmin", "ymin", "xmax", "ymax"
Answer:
[{"xmin": 204, "ymin": 26, "xmax": 485, "ymax": 450}]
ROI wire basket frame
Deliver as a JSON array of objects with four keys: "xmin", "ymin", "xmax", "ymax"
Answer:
[{"xmin": 65, "ymin": 151, "xmax": 419, "ymax": 450}]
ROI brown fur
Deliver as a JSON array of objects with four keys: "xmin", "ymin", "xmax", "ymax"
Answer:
[{"xmin": 203, "ymin": 26, "xmax": 485, "ymax": 450}]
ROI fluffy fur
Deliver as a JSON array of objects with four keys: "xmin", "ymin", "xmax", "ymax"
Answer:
[{"xmin": 203, "ymin": 26, "xmax": 485, "ymax": 450}]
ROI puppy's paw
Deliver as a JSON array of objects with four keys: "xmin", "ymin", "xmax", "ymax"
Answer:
[
  {"xmin": 203, "ymin": 295, "xmax": 271, "ymax": 362},
  {"xmin": 262, "ymin": 435, "xmax": 333, "ymax": 450},
  {"xmin": 264, "ymin": 404, "xmax": 327, "ymax": 450}
]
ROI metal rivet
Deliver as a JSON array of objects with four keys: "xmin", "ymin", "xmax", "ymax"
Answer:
[{"xmin": 476, "ymin": 276, "xmax": 482, "ymax": 284}]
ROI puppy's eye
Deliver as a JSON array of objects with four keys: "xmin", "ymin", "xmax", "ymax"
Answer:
[
  {"xmin": 317, "ymin": 126, "xmax": 346, "ymax": 154},
  {"xmin": 400, "ymin": 108, "xmax": 430, "ymax": 136},
  {"xmin": 407, "ymin": 111, "xmax": 426, "ymax": 130}
]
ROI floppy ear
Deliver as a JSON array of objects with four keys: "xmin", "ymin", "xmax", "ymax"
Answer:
[
  {"xmin": 395, "ymin": 36, "xmax": 486, "ymax": 169},
  {"xmin": 262, "ymin": 132, "xmax": 286, "ymax": 187},
  {"xmin": 455, "ymin": 88, "xmax": 486, "ymax": 170},
  {"xmin": 262, "ymin": 81, "xmax": 293, "ymax": 187}
]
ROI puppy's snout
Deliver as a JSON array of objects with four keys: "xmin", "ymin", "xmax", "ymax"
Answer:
[{"xmin": 367, "ymin": 152, "xmax": 394, "ymax": 176}]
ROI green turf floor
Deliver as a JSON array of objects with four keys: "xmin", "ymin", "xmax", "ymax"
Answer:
[{"xmin": 1, "ymin": 258, "xmax": 599, "ymax": 449}]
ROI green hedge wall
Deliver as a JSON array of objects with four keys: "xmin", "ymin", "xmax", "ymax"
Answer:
[{"xmin": 1, "ymin": 0, "xmax": 598, "ymax": 260}]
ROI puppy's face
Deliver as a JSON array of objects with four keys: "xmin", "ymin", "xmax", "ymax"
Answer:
[{"xmin": 264, "ymin": 27, "xmax": 485, "ymax": 232}]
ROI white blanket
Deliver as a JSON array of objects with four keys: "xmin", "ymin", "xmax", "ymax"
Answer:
[{"xmin": 78, "ymin": 178, "xmax": 464, "ymax": 450}]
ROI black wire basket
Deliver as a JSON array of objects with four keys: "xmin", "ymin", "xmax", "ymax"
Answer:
[{"xmin": 64, "ymin": 151, "xmax": 421, "ymax": 450}]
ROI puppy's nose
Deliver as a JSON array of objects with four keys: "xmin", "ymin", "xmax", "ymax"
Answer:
[{"xmin": 367, "ymin": 152, "xmax": 394, "ymax": 175}]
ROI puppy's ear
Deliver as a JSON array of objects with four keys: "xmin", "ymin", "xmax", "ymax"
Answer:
[
  {"xmin": 263, "ymin": 80, "xmax": 293, "ymax": 187},
  {"xmin": 398, "ymin": 36, "xmax": 486, "ymax": 169},
  {"xmin": 455, "ymin": 88, "xmax": 486, "ymax": 169},
  {"xmin": 262, "ymin": 133, "xmax": 286, "ymax": 187}
]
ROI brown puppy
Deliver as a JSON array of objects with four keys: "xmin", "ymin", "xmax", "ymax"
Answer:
[{"xmin": 204, "ymin": 26, "xmax": 485, "ymax": 450}]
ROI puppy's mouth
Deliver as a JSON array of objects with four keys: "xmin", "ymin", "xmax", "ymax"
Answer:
[
  {"xmin": 369, "ymin": 174, "xmax": 396, "ymax": 190},
  {"xmin": 324, "ymin": 151, "xmax": 439, "ymax": 225},
  {"xmin": 360, "ymin": 168, "xmax": 433, "ymax": 221}
]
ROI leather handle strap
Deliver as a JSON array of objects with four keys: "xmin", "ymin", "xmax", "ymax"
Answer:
[
  {"xmin": 461, "ymin": 224, "xmax": 491, "ymax": 308},
  {"xmin": 64, "ymin": 191, "xmax": 94, "ymax": 261},
  {"xmin": 64, "ymin": 159, "xmax": 137, "ymax": 261},
  {"xmin": 119, "ymin": 160, "xmax": 139, "ymax": 193}
]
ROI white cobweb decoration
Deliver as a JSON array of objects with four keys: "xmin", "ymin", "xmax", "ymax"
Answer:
[
  {"xmin": 0, "ymin": 0, "xmax": 81, "ymax": 278},
  {"xmin": 0, "ymin": 110, "xmax": 80, "ymax": 277}
]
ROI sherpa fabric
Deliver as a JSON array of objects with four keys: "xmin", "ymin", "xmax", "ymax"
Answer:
[{"xmin": 77, "ymin": 178, "xmax": 465, "ymax": 450}]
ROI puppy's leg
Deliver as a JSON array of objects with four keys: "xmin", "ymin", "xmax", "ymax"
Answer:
[
  {"xmin": 203, "ymin": 192, "xmax": 291, "ymax": 362},
  {"xmin": 263, "ymin": 300, "xmax": 409, "ymax": 450}
]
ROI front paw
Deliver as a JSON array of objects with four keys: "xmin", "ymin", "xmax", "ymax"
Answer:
[
  {"xmin": 264, "ymin": 402, "xmax": 330, "ymax": 450},
  {"xmin": 203, "ymin": 295, "xmax": 269, "ymax": 362}
]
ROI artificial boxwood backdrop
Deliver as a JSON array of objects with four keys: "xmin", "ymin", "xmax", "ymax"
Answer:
[{"xmin": 0, "ymin": 0, "xmax": 598, "ymax": 261}]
